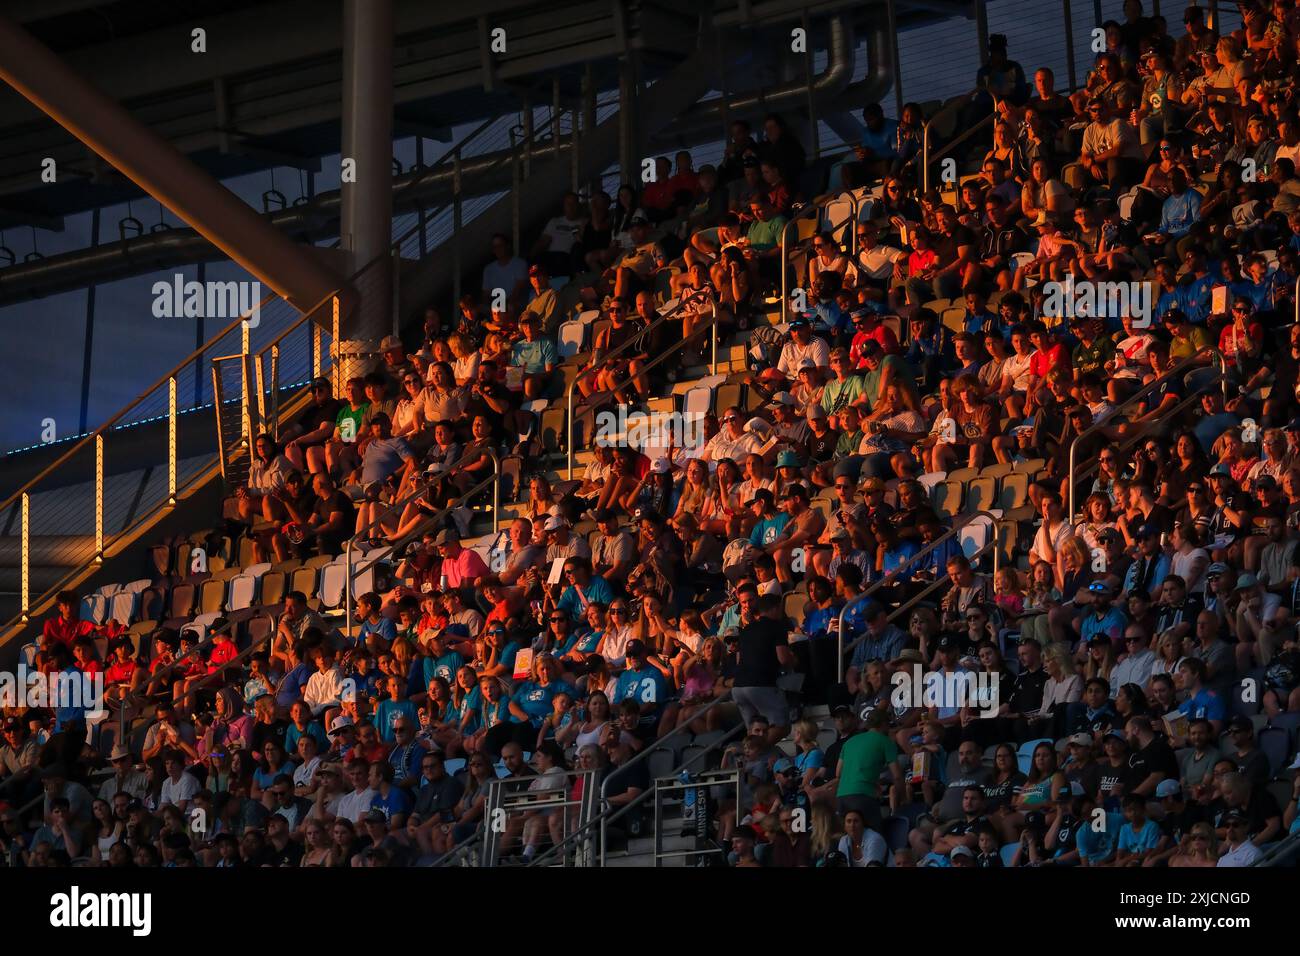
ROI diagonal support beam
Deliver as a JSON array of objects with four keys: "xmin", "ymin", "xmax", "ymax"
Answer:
[{"xmin": 0, "ymin": 14, "xmax": 345, "ymax": 316}]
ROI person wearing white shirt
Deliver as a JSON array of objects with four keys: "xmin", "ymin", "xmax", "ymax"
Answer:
[
  {"xmin": 702, "ymin": 407, "xmax": 763, "ymax": 463},
  {"xmin": 304, "ymin": 647, "xmax": 346, "ymax": 718},
  {"xmin": 1217, "ymin": 814, "xmax": 1262, "ymax": 867},
  {"xmin": 1111, "ymin": 625, "xmax": 1158, "ymax": 694},
  {"xmin": 334, "ymin": 762, "xmax": 378, "ymax": 824},
  {"xmin": 776, "ymin": 321, "xmax": 831, "ymax": 378},
  {"xmin": 853, "ymin": 222, "xmax": 904, "ymax": 285},
  {"xmin": 158, "ymin": 760, "xmax": 201, "ymax": 812}
]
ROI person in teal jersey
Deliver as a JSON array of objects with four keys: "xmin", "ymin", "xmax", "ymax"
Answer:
[{"xmin": 374, "ymin": 675, "xmax": 419, "ymax": 743}]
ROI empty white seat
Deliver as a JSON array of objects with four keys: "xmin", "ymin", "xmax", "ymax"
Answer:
[{"xmin": 227, "ymin": 574, "xmax": 257, "ymax": 612}]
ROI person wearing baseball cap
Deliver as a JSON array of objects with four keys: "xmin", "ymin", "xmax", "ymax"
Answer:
[
  {"xmin": 775, "ymin": 314, "xmax": 829, "ymax": 378},
  {"xmin": 511, "ymin": 303, "xmax": 559, "ymax": 399}
]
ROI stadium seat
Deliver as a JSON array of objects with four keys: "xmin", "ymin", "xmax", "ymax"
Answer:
[
  {"xmin": 557, "ymin": 320, "xmax": 585, "ymax": 359},
  {"xmin": 964, "ymin": 476, "xmax": 996, "ymax": 512},
  {"xmin": 932, "ymin": 480, "xmax": 963, "ymax": 517},
  {"xmin": 1016, "ymin": 739, "xmax": 1052, "ymax": 775},
  {"xmin": 998, "ymin": 472, "xmax": 1030, "ymax": 511},
  {"xmin": 1257, "ymin": 727, "xmax": 1289, "ymax": 779},
  {"xmin": 1000, "ymin": 843, "xmax": 1018, "ymax": 867}
]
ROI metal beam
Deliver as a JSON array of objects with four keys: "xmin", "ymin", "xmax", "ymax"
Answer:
[{"xmin": 0, "ymin": 14, "xmax": 343, "ymax": 315}]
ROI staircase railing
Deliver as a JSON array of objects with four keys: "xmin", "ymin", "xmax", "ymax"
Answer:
[
  {"xmin": 565, "ymin": 297, "xmax": 719, "ymax": 480},
  {"xmin": 341, "ymin": 446, "xmax": 500, "ymax": 628},
  {"xmin": 837, "ymin": 508, "xmax": 999, "ymax": 682},
  {"xmin": 1065, "ymin": 346, "xmax": 1226, "ymax": 519},
  {"xmin": 525, "ymin": 691, "xmax": 739, "ymax": 867},
  {"xmin": 1, "ymin": 287, "xmax": 302, "ymax": 634}
]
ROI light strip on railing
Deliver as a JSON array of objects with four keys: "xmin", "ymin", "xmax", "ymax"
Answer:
[
  {"xmin": 20, "ymin": 493, "xmax": 29, "ymax": 622},
  {"xmin": 168, "ymin": 375, "xmax": 177, "ymax": 505},
  {"xmin": 95, "ymin": 434, "xmax": 104, "ymax": 562}
]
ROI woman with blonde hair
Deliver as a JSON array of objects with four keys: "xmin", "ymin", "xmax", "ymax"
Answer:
[
  {"xmin": 670, "ymin": 458, "xmax": 711, "ymax": 529},
  {"xmin": 1033, "ymin": 643, "xmax": 1082, "ymax": 738},
  {"xmin": 809, "ymin": 803, "xmax": 839, "ymax": 859},
  {"xmin": 1170, "ymin": 822, "xmax": 1219, "ymax": 868},
  {"xmin": 447, "ymin": 333, "xmax": 481, "ymax": 386}
]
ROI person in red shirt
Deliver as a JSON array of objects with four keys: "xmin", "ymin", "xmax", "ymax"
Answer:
[
  {"xmin": 1026, "ymin": 322, "xmax": 1072, "ymax": 409},
  {"xmin": 849, "ymin": 310, "xmax": 901, "ymax": 366},
  {"xmin": 71, "ymin": 638, "xmax": 101, "ymax": 680},
  {"xmin": 207, "ymin": 628, "xmax": 239, "ymax": 676},
  {"xmin": 103, "ymin": 639, "xmax": 142, "ymax": 709},
  {"xmin": 41, "ymin": 591, "xmax": 96, "ymax": 650},
  {"xmin": 665, "ymin": 150, "xmax": 700, "ymax": 201}
]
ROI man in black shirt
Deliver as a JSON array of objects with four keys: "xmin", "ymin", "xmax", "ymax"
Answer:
[
  {"xmin": 1153, "ymin": 574, "xmax": 1203, "ymax": 642},
  {"xmin": 1002, "ymin": 638, "xmax": 1048, "ymax": 742},
  {"xmin": 306, "ymin": 472, "xmax": 355, "ymax": 557},
  {"xmin": 1124, "ymin": 715, "xmax": 1180, "ymax": 798},
  {"xmin": 412, "ymin": 751, "xmax": 465, "ymax": 824},
  {"xmin": 733, "ymin": 594, "xmax": 796, "ymax": 746},
  {"xmin": 284, "ymin": 376, "xmax": 343, "ymax": 474}
]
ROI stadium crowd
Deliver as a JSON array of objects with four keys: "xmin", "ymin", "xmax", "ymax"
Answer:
[{"xmin": 5, "ymin": 0, "xmax": 1300, "ymax": 870}]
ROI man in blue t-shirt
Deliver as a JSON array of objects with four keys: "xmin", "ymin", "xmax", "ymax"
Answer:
[
  {"xmin": 1115, "ymin": 794, "xmax": 1166, "ymax": 866},
  {"xmin": 612, "ymin": 640, "xmax": 670, "ymax": 730}
]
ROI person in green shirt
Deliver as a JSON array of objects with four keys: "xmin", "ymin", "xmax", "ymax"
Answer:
[
  {"xmin": 821, "ymin": 347, "xmax": 866, "ymax": 416},
  {"xmin": 326, "ymin": 376, "xmax": 370, "ymax": 479},
  {"xmin": 857, "ymin": 340, "xmax": 911, "ymax": 411},
  {"xmin": 1069, "ymin": 317, "xmax": 1117, "ymax": 378},
  {"xmin": 835, "ymin": 708, "xmax": 901, "ymax": 829},
  {"xmin": 1161, "ymin": 309, "xmax": 1212, "ymax": 365},
  {"xmin": 743, "ymin": 197, "xmax": 788, "ymax": 254}
]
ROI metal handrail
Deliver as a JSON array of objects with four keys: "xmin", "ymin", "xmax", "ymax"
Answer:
[
  {"xmin": 565, "ymin": 297, "xmax": 717, "ymax": 480},
  {"xmin": 778, "ymin": 202, "xmax": 824, "ymax": 324},
  {"xmin": 920, "ymin": 111, "xmax": 996, "ymax": 195},
  {"xmin": 837, "ymin": 508, "xmax": 1000, "ymax": 681},
  {"xmin": 885, "ymin": 538, "xmax": 998, "ymax": 630},
  {"xmin": 1066, "ymin": 346, "xmax": 1226, "ymax": 518},
  {"xmin": 342, "ymin": 447, "xmax": 500, "ymax": 627},
  {"xmin": 0, "ymin": 289, "xmax": 277, "ymax": 518},
  {"xmin": 525, "ymin": 690, "xmax": 736, "ymax": 867}
]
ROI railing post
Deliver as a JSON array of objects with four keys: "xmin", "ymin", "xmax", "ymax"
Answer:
[
  {"xmin": 453, "ymin": 149, "xmax": 463, "ymax": 306},
  {"xmin": 331, "ymin": 295, "xmax": 341, "ymax": 394},
  {"xmin": 1063, "ymin": 0, "xmax": 1077, "ymax": 92},
  {"xmin": 780, "ymin": 220, "xmax": 793, "ymax": 325},
  {"xmin": 94, "ymin": 434, "xmax": 104, "ymax": 562},
  {"xmin": 491, "ymin": 450, "xmax": 501, "ymax": 534},
  {"xmin": 922, "ymin": 121, "xmax": 931, "ymax": 194},
  {"xmin": 312, "ymin": 322, "xmax": 323, "ymax": 381},
  {"xmin": 240, "ymin": 322, "xmax": 252, "ymax": 447},
  {"xmin": 270, "ymin": 346, "xmax": 281, "ymax": 439},
  {"xmin": 168, "ymin": 375, "xmax": 178, "ymax": 505},
  {"xmin": 20, "ymin": 492, "xmax": 29, "ymax": 623},
  {"xmin": 571, "ymin": 109, "xmax": 581, "ymax": 192},
  {"xmin": 509, "ymin": 128, "xmax": 521, "ymax": 255},
  {"xmin": 887, "ymin": 0, "xmax": 903, "ymax": 118},
  {"xmin": 344, "ymin": 538, "xmax": 354, "ymax": 640}
]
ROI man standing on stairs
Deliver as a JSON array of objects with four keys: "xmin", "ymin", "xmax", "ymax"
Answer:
[{"xmin": 733, "ymin": 593, "xmax": 796, "ymax": 749}]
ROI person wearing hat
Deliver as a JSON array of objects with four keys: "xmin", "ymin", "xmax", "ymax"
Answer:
[
  {"xmin": 767, "ymin": 390, "xmax": 812, "ymax": 455},
  {"xmin": 606, "ymin": 213, "xmax": 667, "ymax": 299},
  {"xmin": 509, "ymin": 308, "xmax": 559, "ymax": 400},
  {"xmin": 97, "ymin": 743, "xmax": 149, "ymax": 803},
  {"xmin": 0, "ymin": 719, "xmax": 39, "ymax": 806},
  {"xmin": 775, "ymin": 314, "xmax": 830, "ymax": 379},
  {"xmin": 762, "ymin": 483, "xmax": 826, "ymax": 587},
  {"xmin": 746, "ymin": 488, "xmax": 789, "ymax": 548},
  {"xmin": 591, "ymin": 508, "xmax": 637, "ymax": 589},
  {"xmin": 433, "ymin": 528, "xmax": 490, "ymax": 591},
  {"xmin": 820, "ymin": 347, "xmax": 866, "ymax": 418},
  {"xmin": 1224, "ymin": 715, "xmax": 1270, "ymax": 788},
  {"xmin": 282, "ymin": 375, "xmax": 344, "ymax": 476},
  {"xmin": 1121, "ymin": 523, "xmax": 1172, "ymax": 602},
  {"xmin": 1217, "ymin": 807, "xmax": 1264, "ymax": 867}
]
